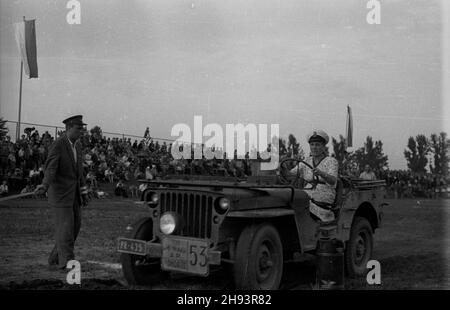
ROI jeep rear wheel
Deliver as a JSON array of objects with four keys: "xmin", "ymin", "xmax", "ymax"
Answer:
[
  {"xmin": 345, "ymin": 216, "xmax": 373, "ymax": 277},
  {"xmin": 120, "ymin": 218, "xmax": 168, "ymax": 285},
  {"xmin": 234, "ymin": 223, "xmax": 283, "ymax": 290}
]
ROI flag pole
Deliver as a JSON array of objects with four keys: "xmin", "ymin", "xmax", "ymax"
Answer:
[
  {"xmin": 17, "ymin": 61, "xmax": 23, "ymax": 141},
  {"xmin": 345, "ymin": 105, "xmax": 353, "ymax": 150},
  {"xmin": 16, "ymin": 16, "xmax": 25, "ymax": 141}
]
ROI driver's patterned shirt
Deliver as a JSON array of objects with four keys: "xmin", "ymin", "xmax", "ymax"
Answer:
[{"xmin": 297, "ymin": 156, "xmax": 338, "ymax": 203}]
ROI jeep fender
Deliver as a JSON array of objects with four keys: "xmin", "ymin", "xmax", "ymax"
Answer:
[
  {"xmin": 222, "ymin": 209, "xmax": 302, "ymax": 256},
  {"xmin": 340, "ymin": 201, "xmax": 379, "ymax": 242}
]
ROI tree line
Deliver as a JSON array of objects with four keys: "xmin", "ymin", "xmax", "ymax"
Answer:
[{"xmin": 404, "ymin": 133, "xmax": 449, "ymax": 176}]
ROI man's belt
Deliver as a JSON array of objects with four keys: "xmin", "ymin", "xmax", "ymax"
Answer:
[
  {"xmin": 310, "ymin": 198, "xmax": 334, "ymax": 210},
  {"xmin": 313, "ymin": 180, "xmax": 327, "ymax": 185}
]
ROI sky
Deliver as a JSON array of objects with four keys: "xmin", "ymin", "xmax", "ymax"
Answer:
[{"xmin": 0, "ymin": 0, "xmax": 448, "ymax": 170}]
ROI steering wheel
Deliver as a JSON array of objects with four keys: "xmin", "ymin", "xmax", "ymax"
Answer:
[{"xmin": 278, "ymin": 158, "xmax": 319, "ymax": 188}]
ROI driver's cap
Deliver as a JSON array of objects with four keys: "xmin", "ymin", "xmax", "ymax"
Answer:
[{"xmin": 307, "ymin": 129, "xmax": 329, "ymax": 144}]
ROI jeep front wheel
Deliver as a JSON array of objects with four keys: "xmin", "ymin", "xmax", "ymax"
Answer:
[
  {"xmin": 120, "ymin": 218, "xmax": 168, "ymax": 286},
  {"xmin": 233, "ymin": 223, "xmax": 283, "ymax": 290},
  {"xmin": 345, "ymin": 216, "xmax": 373, "ymax": 277}
]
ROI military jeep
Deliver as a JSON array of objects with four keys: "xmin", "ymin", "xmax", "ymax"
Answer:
[{"xmin": 117, "ymin": 159, "xmax": 387, "ymax": 289}]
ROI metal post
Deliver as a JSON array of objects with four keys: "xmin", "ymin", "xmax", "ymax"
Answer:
[
  {"xmin": 17, "ymin": 60, "xmax": 23, "ymax": 141},
  {"xmin": 16, "ymin": 17, "xmax": 26, "ymax": 142}
]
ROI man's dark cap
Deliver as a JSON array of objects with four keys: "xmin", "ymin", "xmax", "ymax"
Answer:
[{"xmin": 62, "ymin": 115, "xmax": 86, "ymax": 126}]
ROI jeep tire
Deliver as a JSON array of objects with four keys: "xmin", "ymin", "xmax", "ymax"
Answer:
[
  {"xmin": 345, "ymin": 216, "xmax": 373, "ymax": 277},
  {"xmin": 120, "ymin": 218, "xmax": 168, "ymax": 285},
  {"xmin": 234, "ymin": 223, "xmax": 283, "ymax": 290}
]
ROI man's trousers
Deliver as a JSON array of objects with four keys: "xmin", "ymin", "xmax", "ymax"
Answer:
[{"xmin": 48, "ymin": 201, "xmax": 81, "ymax": 269}]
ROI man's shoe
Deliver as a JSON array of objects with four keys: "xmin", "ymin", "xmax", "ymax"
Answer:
[{"xmin": 48, "ymin": 264, "xmax": 67, "ymax": 273}]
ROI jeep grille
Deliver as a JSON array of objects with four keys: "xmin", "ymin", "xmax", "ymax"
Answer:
[{"xmin": 159, "ymin": 192, "xmax": 213, "ymax": 239}]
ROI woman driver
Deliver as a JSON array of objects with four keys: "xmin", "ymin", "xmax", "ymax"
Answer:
[{"xmin": 291, "ymin": 130, "xmax": 338, "ymax": 222}]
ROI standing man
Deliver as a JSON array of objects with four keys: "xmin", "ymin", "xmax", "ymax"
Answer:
[
  {"xmin": 359, "ymin": 164, "xmax": 377, "ymax": 181},
  {"xmin": 35, "ymin": 115, "xmax": 89, "ymax": 271},
  {"xmin": 144, "ymin": 126, "xmax": 150, "ymax": 139}
]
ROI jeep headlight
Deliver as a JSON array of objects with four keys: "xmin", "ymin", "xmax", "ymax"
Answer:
[
  {"xmin": 218, "ymin": 197, "xmax": 230, "ymax": 210},
  {"xmin": 160, "ymin": 212, "xmax": 177, "ymax": 235},
  {"xmin": 149, "ymin": 193, "xmax": 159, "ymax": 204},
  {"xmin": 214, "ymin": 197, "xmax": 230, "ymax": 214}
]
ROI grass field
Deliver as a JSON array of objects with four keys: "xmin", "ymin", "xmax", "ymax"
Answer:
[{"xmin": 0, "ymin": 196, "xmax": 448, "ymax": 290}]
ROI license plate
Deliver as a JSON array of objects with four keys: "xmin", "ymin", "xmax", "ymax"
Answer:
[
  {"xmin": 161, "ymin": 236, "xmax": 209, "ymax": 276},
  {"xmin": 117, "ymin": 238, "xmax": 147, "ymax": 255}
]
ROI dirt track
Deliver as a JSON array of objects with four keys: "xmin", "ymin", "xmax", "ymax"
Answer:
[{"xmin": 0, "ymin": 197, "xmax": 448, "ymax": 290}]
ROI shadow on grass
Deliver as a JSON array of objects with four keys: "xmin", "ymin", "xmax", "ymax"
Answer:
[
  {"xmin": 346, "ymin": 252, "xmax": 445, "ymax": 290},
  {"xmin": 1, "ymin": 252, "xmax": 444, "ymax": 290},
  {"xmin": 0, "ymin": 278, "xmax": 127, "ymax": 290}
]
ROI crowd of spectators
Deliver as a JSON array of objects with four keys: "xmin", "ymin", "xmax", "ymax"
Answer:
[
  {"xmin": 0, "ymin": 127, "xmax": 258, "ymax": 198},
  {"xmin": 0, "ymin": 128, "xmax": 53, "ymax": 195},
  {"xmin": 379, "ymin": 169, "xmax": 447, "ymax": 199},
  {"xmin": 0, "ymin": 127, "xmax": 448, "ymax": 200}
]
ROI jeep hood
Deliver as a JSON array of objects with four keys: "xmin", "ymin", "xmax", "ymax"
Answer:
[{"xmin": 142, "ymin": 179, "xmax": 310, "ymax": 211}]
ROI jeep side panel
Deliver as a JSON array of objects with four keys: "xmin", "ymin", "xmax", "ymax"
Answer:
[{"xmin": 338, "ymin": 188, "xmax": 385, "ymax": 241}]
